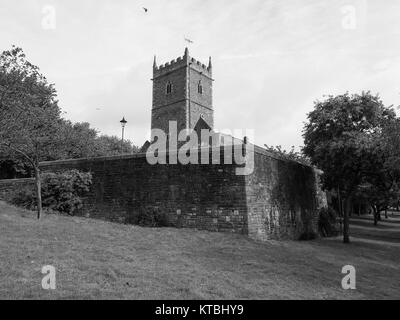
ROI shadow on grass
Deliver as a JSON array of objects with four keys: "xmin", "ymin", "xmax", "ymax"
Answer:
[{"xmin": 349, "ymin": 213, "xmax": 400, "ymax": 244}]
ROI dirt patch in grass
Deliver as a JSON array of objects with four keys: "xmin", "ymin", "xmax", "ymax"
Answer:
[{"xmin": 0, "ymin": 201, "xmax": 399, "ymax": 300}]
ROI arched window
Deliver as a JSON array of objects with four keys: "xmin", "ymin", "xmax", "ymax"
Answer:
[
  {"xmin": 198, "ymin": 80, "xmax": 203, "ymax": 94},
  {"xmin": 166, "ymin": 81, "xmax": 172, "ymax": 95}
]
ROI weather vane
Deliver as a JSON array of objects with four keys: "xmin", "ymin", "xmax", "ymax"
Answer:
[{"xmin": 184, "ymin": 36, "xmax": 194, "ymax": 45}]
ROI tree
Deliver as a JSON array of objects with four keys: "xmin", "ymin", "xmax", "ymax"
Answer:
[
  {"xmin": 381, "ymin": 118, "xmax": 400, "ymax": 186},
  {"xmin": 1, "ymin": 46, "xmax": 141, "ymax": 218},
  {"xmin": 264, "ymin": 145, "xmax": 311, "ymax": 165},
  {"xmin": 367, "ymin": 117, "xmax": 400, "ymax": 223},
  {"xmin": 303, "ymin": 92, "xmax": 396, "ymax": 243},
  {"xmin": 0, "ymin": 46, "xmax": 62, "ymax": 219},
  {"xmin": 57, "ymin": 121, "xmax": 139, "ymax": 159},
  {"xmin": 95, "ymin": 135, "xmax": 138, "ymax": 156},
  {"xmin": 57, "ymin": 120, "xmax": 99, "ymax": 159}
]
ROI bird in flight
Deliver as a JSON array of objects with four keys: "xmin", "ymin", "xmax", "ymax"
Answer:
[{"xmin": 143, "ymin": 7, "xmax": 148, "ymax": 13}]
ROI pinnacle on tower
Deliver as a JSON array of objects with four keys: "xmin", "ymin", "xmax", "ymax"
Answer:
[
  {"xmin": 153, "ymin": 55, "xmax": 157, "ymax": 69},
  {"xmin": 184, "ymin": 47, "xmax": 189, "ymax": 57},
  {"xmin": 208, "ymin": 56, "xmax": 212, "ymax": 70}
]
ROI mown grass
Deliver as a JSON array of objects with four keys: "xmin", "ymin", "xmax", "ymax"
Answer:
[{"xmin": 0, "ymin": 201, "xmax": 399, "ymax": 300}]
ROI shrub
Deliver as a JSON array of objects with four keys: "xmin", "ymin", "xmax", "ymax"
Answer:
[
  {"xmin": 299, "ymin": 231, "xmax": 318, "ymax": 241},
  {"xmin": 318, "ymin": 206, "xmax": 340, "ymax": 237},
  {"xmin": 10, "ymin": 170, "xmax": 92, "ymax": 215},
  {"xmin": 10, "ymin": 186, "xmax": 36, "ymax": 209},
  {"xmin": 136, "ymin": 207, "xmax": 169, "ymax": 227}
]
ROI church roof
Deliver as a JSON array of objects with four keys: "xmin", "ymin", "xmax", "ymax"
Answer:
[{"xmin": 194, "ymin": 116, "xmax": 212, "ymax": 134}]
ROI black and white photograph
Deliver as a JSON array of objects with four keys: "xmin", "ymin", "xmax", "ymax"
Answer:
[{"xmin": 0, "ymin": 0, "xmax": 399, "ymax": 306}]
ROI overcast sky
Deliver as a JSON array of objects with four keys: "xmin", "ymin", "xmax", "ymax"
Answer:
[{"xmin": 1, "ymin": 0, "xmax": 400, "ymax": 149}]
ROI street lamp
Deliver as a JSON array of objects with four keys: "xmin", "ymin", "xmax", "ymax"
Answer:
[{"xmin": 120, "ymin": 117, "xmax": 127, "ymax": 153}]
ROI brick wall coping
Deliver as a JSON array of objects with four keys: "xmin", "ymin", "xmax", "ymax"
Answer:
[{"xmin": 39, "ymin": 144, "xmax": 313, "ymax": 169}]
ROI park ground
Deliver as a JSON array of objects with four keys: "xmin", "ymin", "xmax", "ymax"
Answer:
[{"xmin": 0, "ymin": 201, "xmax": 399, "ymax": 300}]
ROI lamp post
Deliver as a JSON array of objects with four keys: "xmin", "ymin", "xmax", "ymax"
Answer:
[{"xmin": 120, "ymin": 117, "xmax": 127, "ymax": 153}]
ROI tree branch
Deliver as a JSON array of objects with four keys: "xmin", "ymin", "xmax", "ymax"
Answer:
[{"xmin": 0, "ymin": 142, "xmax": 36, "ymax": 168}]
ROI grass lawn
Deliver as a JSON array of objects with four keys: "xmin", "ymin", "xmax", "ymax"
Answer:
[{"xmin": 0, "ymin": 201, "xmax": 399, "ymax": 300}]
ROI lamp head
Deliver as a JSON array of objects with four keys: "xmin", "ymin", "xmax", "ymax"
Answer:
[{"xmin": 120, "ymin": 117, "xmax": 127, "ymax": 128}]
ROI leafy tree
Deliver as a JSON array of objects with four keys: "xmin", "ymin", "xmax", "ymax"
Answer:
[
  {"xmin": 0, "ymin": 46, "xmax": 140, "ymax": 218},
  {"xmin": 341, "ymin": 117, "xmax": 400, "ymax": 223},
  {"xmin": 95, "ymin": 135, "xmax": 138, "ymax": 156},
  {"xmin": 0, "ymin": 46, "xmax": 62, "ymax": 219},
  {"xmin": 303, "ymin": 92, "xmax": 396, "ymax": 243},
  {"xmin": 56, "ymin": 121, "xmax": 139, "ymax": 159},
  {"xmin": 57, "ymin": 121, "xmax": 99, "ymax": 159},
  {"xmin": 365, "ymin": 117, "xmax": 400, "ymax": 223},
  {"xmin": 381, "ymin": 118, "xmax": 400, "ymax": 181},
  {"xmin": 264, "ymin": 145, "xmax": 311, "ymax": 166}
]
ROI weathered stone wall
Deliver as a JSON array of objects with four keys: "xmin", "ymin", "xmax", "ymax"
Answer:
[
  {"xmin": 40, "ymin": 152, "xmax": 248, "ymax": 234},
  {"xmin": 187, "ymin": 67, "xmax": 214, "ymax": 129},
  {"xmin": 0, "ymin": 178, "xmax": 34, "ymax": 202},
  {"xmin": 151, "ymin": 103, "xmax": 188, "ymax": 135},
  {"xmin": 152, "ymin": 65, "xmax": 188, "ymax": 133},
  {"xmin": 245, "ymin": 147, "xmax": 320, "ymax": 241},
  {"xmin": 0, "ymin": 147, "xmax": 321, "ymax": 241},
  {"xmin": 188, "ymin": 101, "xmax": 214, "ymax": 130}
]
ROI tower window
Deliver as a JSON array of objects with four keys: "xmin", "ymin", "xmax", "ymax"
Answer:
[
  {"xmin": 166, "ymin": 81, "xmax": 172, "ymax": 95},
  {"xmin": 198, "ymin": 81, "xmax": 203, "ymax": 94}
]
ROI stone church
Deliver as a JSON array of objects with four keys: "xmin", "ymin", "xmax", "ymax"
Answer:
[{"xmin": 2, "ymin": 48, "xmax": 325, "ymax": 241}]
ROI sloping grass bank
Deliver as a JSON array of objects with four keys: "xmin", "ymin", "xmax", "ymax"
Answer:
[{"xmin": 0, "ymin": 201, "xmax": 399, "ymax": 299}]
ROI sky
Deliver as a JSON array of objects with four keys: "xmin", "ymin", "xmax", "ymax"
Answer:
[{"xmin": 1, "ymin": 0, "xmax": 400, "ymax": 150}]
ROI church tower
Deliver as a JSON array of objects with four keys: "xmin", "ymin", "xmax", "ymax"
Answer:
[{"xmin": 151, "ymin": 48, "xmax": 214, "ymax": 135}]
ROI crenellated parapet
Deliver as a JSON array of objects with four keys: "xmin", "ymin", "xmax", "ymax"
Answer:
[
  {"xmin": 188, "ymin": 56, "xmax": 212, "ymax": 79},
  {"xmin": 153, "ymin": 48, "xmax": 212, "ymax": 79}
]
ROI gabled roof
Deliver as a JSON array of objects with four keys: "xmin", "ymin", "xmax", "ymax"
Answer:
[{"xmin": 193, "ymin": 116, "xmax": 212, "ymax": 135}]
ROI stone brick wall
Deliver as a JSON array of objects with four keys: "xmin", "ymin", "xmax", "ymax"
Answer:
[
  {"xmin": 151, "ymin": 103, "xmax": 188, "ymax": 135},
  {"xmin": 245, "ymin": 147, "xmax": 320, "ymax": 241},
  {"xmin": 187, "ymin": 67, "xmax": 213, "ymax": 129},
  {"xmin": 0, "ymin": 178, "xmax": 34, "ymax": 202},
  {"xmin": 35, "ymin": 146, "xmax": 321, "ymax": 241},
  {"xmin": 40, "ymin": 152, "xmax": 248, "ymax": 234},
  {"xmin": 188, "ymin": 100, "xmax": 214, "ymax": 130},
  {"xmin": 0, "ymin": 147, "xmax": 321, "ymax": 241}
]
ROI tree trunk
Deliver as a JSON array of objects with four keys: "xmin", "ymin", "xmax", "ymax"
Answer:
[
  {"xmin": 343, "ymin": 197, "xmax": 352, "ymax": 244},
  {"xmin": 373, "ymin": 206, "xmax": 378, "ymax": 226},
  {"xmin": 34, "ymin": 166, "xmax": 42, "ymax": 220}
]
